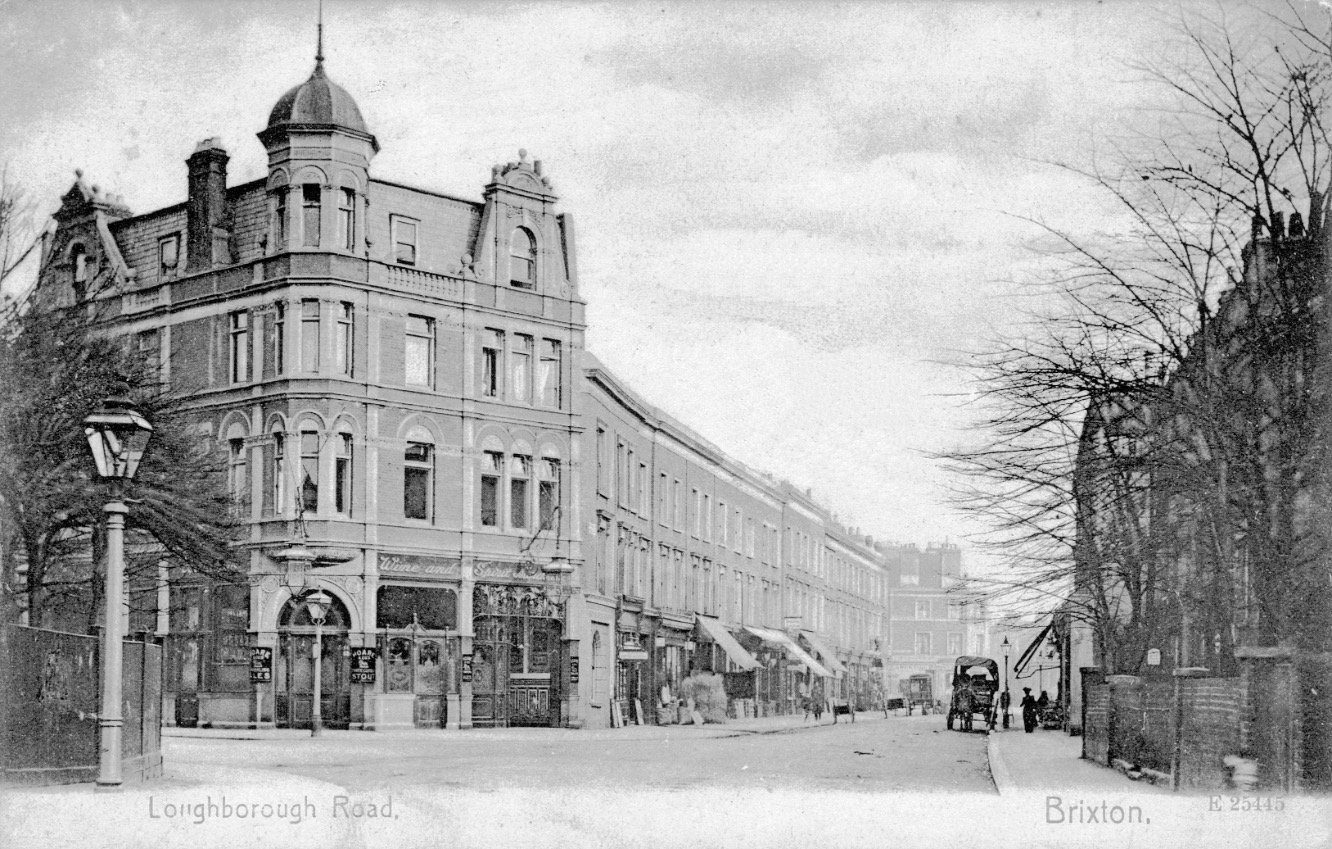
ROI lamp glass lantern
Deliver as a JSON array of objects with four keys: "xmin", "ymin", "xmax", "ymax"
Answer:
[
  {"xmin": 305, "ymin": 590, "xmax": 332, "ymax": 625},
  {"xmin": 83, "ymin": 395, "xmax": 154, "ymax": 481}
]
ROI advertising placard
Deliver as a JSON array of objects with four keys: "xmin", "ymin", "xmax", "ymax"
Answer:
[
  {"xmin": 350, "ymin": 647, "xmax": 378, "ymax": 684},
  {"xmin": 248, "ymin": 646, "xmax": 273, "ymax": 683}
]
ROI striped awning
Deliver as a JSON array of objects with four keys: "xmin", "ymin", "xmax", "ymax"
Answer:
[
  {"xmin": 798, "ymin": 630, "xmax": 848, "ymax": 676},
  {"xmin": 744, "ymin": 626, "xmax": 833, "ymax": 678},
  {"xmin": 695, "ymin": 616, "xmax": 761, "ymax": 671}
]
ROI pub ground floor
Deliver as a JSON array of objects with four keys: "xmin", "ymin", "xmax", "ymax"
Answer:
[{"xmin": 162, "ymin": 550, "xmax": 586, "ymax": 731}]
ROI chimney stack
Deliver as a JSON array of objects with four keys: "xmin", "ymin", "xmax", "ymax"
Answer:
[{"xmin": 186, "ymin": 138, "xmax": 230, "ymax": 272}]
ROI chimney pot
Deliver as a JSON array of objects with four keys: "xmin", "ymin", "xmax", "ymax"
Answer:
[{"xmin": 186, "ymin": 139, "xmax": 231, "ymax": 272}]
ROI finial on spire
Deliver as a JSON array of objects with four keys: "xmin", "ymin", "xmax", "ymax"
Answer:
[{"xmin": 316, "ymin": 0, "xmax": 324, "ymax": 64}]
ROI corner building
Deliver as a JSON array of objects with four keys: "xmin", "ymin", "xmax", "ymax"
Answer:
[{"xmin": 35, "ymin": 54, "xmax": 967, "ymax": 730}]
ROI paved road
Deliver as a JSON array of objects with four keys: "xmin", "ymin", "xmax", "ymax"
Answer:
[{"xmin": 164, "ymin": 714, "xmax": 994, "ymax": 794}]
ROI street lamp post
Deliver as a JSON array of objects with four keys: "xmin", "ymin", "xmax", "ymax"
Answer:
[
  {"xmin": 305, "ymin": 590, "xmax": 331, "ymax": 737},
  {"xmin": 1000, "ymin": 636, "xmax": 1011, "ymax": 730},
  {"xmin": 83, "ymin": 393, "xmax": 154, "ymax": 792}
]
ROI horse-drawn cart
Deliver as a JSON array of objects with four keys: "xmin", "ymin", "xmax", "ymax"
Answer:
[{"xmin": 945, "ymin": 656, "xmax": 999, "ymax": 732}]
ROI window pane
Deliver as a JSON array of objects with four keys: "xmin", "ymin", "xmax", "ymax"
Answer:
[
  {"xmin": 275, "ymin": 191, "xmax": 287, "ymax": 246},
  {"xmin": 273, "ymin": 302, "xmax": 285, "ymax": 374},
  {"xmin": 301, "ymin": 300, "xmax": 319, "ymax": 371},
  {"xmin": 404, "ymin": 468, "xmax": 430, "ymax": 520},
  {"xmin": 336, "ymin": 303, "xmax": 352, "ymax": 375},
  {"xmin": 302, "ymin": 184, "xmax": 320, "ymax": 247},
  {"xmin": 539, "ymin": 480, "xmax": 556, "ymax": 529},
  {"xmin": 339, "ymin": 189, "xmax": 355, "ymax": 251},
  {"xmin": 406, "ymin": 316, "xmax": 432, "ymax": 386},
  {"xmin": 300, "ymin": 432, "xmax": 319, "ymax": 514},
  {"xmin": 510, "ymin": 478, "xmax": 528, "ymax": 528},
  {"xmin": 511, "ymin": 335, "xmax": 532, "ymax": 402},
  {"xmin": 335, "ymin": 434, "xmax": 352, "ymax": 515},
  {"xmin": 395, "ymin": 219, "xmax": 417, "ymax": 265},
  {"xmin": 480, "ymin": 476, "xmax": 498, "ymax": 527}
]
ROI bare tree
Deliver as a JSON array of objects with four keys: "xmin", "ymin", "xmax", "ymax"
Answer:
[{"xmin": 946, "ymin": 3, "xmax": 1330, "ymax": 672}]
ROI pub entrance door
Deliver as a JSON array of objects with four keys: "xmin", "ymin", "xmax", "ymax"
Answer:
[
  {"xmin": 471, "ymin": 584, "xmax": 565, "ymax": 728},
  {"xmin": 275, "ymin": 591, "xmax": 352, "ymax": 730},
  {"xmin": 382, "ymin": 634, "xmax": 459, "ymax": 727}
]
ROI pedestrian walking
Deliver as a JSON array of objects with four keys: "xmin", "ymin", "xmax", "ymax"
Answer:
[{"xmin": 1020, "ymin": 687, "xmax": 1037, "ymax": 733}]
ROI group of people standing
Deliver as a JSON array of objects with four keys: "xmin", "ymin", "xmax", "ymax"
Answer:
[{"xmin": 1017, "ymin": 687, "xmax": 1052, "ymax": 733}]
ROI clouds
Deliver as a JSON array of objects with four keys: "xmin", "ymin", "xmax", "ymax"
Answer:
[{"xmin": 0, "ymin": 1, "xmax": 1219, "ymax": 556}]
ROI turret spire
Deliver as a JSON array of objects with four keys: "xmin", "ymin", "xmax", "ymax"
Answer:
[{"xmin": 316, "ymin": 0, "xmax": 324, "ymax": 65}]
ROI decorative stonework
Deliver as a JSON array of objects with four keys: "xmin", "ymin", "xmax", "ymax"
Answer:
[
  {"xmin": 473, "ymin": 583, "xmax": 563, "ymax": 619},
  {"xmin": 473, "ymin": 559, "xmax": 542, "ymax": 580}
]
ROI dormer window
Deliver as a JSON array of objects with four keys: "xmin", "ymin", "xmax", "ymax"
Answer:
[
  {"xmin": 71, "ymin": 244, "xmax": 89, "ymax": 284},
  {"xmin": 392, "ymin": 216, "xmax": 417, "ymax": 266},
  {"xmin": 302, "ymin": 184, "xmax": 321, "ymax": 247},
  {"xmin": 510, "ymin": 227, "xmax": 535, "ymax": 289},
  {"xmin": 158, "ymin": 234, "xmax": 180, "ymax": 280}
]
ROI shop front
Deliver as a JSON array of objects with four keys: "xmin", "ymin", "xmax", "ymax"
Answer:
[
  {"xmin": 653, "ymin": 617, "xmax": 693, "ymax": 724},
  {"xmin": 745, "ymin": 625, "xmax": 832, "ymax": 715},
  {"xmin": 374, "ymin": 582, "xmax": 460, "ymax": 728},
  {"xmin": 615, "ymin": 629, "xmax": 651, "ymax": 725},
  {"xmin": 471, "ymin": 582, "xmax": 567, "ymax": 728},
  {"xmin": 359, "ymin": 555, "xmax": 464, "ymax": 730},
  {"xmin": 797, "ymin": 630, "xmax": 848, "ymax": 706},
  {"xmin": 694, "ymin": 615, "xmax": 761, "ymax": 718}
]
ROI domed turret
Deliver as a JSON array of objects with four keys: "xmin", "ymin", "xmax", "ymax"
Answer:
[{"xmin": 267, "ymin": 60, "xmax": 371, "ymax": 137}]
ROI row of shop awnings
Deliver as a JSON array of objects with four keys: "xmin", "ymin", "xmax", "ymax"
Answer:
[
  {"xmin": 797, "ymin": 630, "xmax": 848, "ymax": 677},
  {"xmin": 695, "ymin": 615, "xmax": 761, "ymax": 670},
  {"xmin": 744, "ymin": 626, "xmax": 834, "ymax": 678},
  {"xmin": 694, "ymin": 616, "xmax": 852, "ymax": 678}
]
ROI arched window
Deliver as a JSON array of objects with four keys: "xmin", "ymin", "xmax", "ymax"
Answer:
[
  {"xmin": 404, "ymin": 432, "xmax": 434, "ymax": 522},
  {"xmin": 299, "ymin": 428, "xmax": 320, "ymax": 515},
  {"xmin": 302, "ymin": 184, "xmax": 321, "ymax": 247},
  {"xmin": 273, "ymin": 189, "xmax": 288, "ymax": 248},
  {"xmin": 338, "ymin": 188, "xmax": 355, "ymax": 251},
  {"xmin": 271, "ymin": 430, "xmax": 287, "ymax": 515},
  {"xmin": 509, "ymin": 227, "xmax": 536, "ymax": 289}
]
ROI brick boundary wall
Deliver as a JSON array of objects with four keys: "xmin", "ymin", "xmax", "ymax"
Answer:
[
  {"xmin": 1082, "ymin": 667, "xmax": 1109, "ymax": 765},
  {"xmin": 1297, "ymin": 654, "xmax": 1332, "ymax": 791},
  {"xmin": 1173, "ymin": 670, "xmax": 1241, "ymax": 792},
  {"xmin": 1141, "ymin": 679, "xmax": 1175, "ymax": 774}
]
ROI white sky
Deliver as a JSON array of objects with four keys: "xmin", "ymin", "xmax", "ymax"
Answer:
[{"xmin": 0, "ymin": 0, "xmax": 1270, "ymax": 568}]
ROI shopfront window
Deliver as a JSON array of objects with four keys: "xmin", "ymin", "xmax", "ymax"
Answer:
[{"xmin": 375, "ymin": 585, "xmax": 458, "ymax": 631}]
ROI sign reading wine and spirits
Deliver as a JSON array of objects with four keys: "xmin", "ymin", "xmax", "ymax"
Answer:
[
  {"xmin": 569, "ymin": 658, "xmax": 580, "ymax": 684},
  {"xmin": 248, "ymin": 647, "xmax": 273, "ymax": 683}
]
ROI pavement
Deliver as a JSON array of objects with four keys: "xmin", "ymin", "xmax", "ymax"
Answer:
[{"xmin": 987, "ymin": 725, "xmax": 1170, "ymax": 795}]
